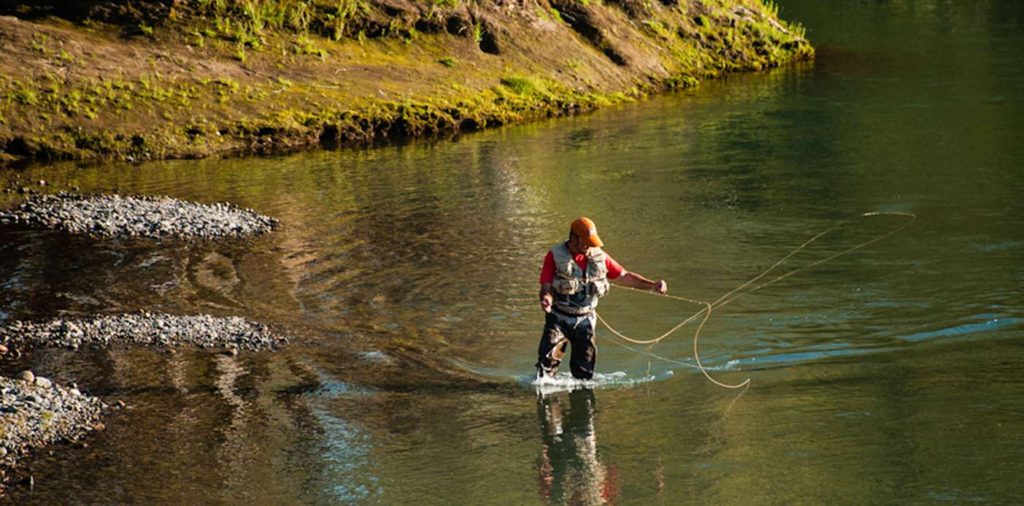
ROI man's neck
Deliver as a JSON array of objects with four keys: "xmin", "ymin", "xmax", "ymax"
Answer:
[{"xmin": 566, "ymin": 242, "xmax": 589, "ymax": 257}]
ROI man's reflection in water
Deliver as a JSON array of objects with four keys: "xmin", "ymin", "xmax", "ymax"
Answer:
[{"xmin": 537, "ymin": 389, "xmax": 619, "ymax": 504}]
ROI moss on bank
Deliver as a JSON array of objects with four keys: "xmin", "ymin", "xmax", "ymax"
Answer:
[{"xmin": 0, "ymin": 0, "xmax": 812, "ymax": 163}]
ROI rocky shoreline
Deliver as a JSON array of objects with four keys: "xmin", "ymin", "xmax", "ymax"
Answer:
[
  {"xmin": 0, "ymin": 311, "xmax": 287, "ymax": 481},
  {"xmin": 0, "ymin": 190, "xmax": 286, "ymax": 488},
  {"xmin": 0, "ymin": 374, "xmax": 107, "ymax": 487},
  {"xmin": 0, "ymin": 193, "xmax": 279, "ymax": 239},
  {"xmin": 1, "ymin": 313, "xmax": 288, "ymax": 353}
]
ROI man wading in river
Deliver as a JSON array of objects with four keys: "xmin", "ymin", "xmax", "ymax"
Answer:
[{"xmin": 537, "ymin": 217, "xmax": 668, "ymax": 380}]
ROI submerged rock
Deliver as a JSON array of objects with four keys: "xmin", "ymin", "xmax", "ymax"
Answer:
[{"xmin": 0, "ymin": 193, "xmax": 279, "ymax": 240}]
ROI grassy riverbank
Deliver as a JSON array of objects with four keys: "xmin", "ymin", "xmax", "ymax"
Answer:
[{"xmin": 0, "ymin": 0, "xmax": 812, "ymax": 163}]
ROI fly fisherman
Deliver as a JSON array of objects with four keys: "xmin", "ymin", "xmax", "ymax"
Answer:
[{"xmin": 537, "ymin": 217, "xmax": 668, "ymax": 380}]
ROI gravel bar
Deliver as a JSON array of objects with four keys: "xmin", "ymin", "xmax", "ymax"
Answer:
[
  {"xmin": 0, "ymin": 193, "xmax": 278, "ymax": 239},
  {"xmin": 1, "ymin": 313, "xmax": 288, "ymax": 351},
  {"xmin": 0, "ymin": 374, "xmax": 106, "ymax": 473}
]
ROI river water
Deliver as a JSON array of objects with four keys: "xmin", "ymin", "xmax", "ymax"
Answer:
[{"xmin": 2, "ymin": 0, "xmax": 1023, "ymax": 503}]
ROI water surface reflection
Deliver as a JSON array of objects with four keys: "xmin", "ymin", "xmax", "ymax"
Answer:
[{"xmin": 537, "ymin": 389, "xmax": 618, "ymax": 505}]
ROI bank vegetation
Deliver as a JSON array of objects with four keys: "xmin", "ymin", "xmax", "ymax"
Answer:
[{"xmin": 0, "ymin": 0, "xmax": 812, "ymax": 163}]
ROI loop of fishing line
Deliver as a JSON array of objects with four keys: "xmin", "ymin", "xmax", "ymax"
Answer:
[{"xmin": 596, "ymin": 211, "xmax": 916, "ymax": 390}]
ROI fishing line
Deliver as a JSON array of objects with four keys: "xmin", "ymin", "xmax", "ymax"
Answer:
[{"xmin": 596, "ymin": 211, "xmax": 916, "ymax": 389}]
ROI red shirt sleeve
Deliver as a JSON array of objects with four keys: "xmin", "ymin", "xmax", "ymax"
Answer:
[
  {"xmin": 540, "ymin": 250, "xmax": 556, "ymax": 284},
  {"xmin": 605, "ymin": 254, "xmax": 624, "ymax": 280}
]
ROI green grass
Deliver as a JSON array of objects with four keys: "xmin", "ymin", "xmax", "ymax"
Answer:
[
  {"xmin": 30, "ymin": 34, "xmax": 49, "ymax": 55},
  {"xmin": 499, "ymin": 76, "xmax": 542, "ymax": 95},
  {"xmin": 294, "ymin": 35, "xmax": 328, "ymax": 58},
  {"xmin": 472, "ymin": 21, "xmax": 483, "ymax": 44},
  {"xmin": 191, "ymin": 0, "xmax": 370, "ymax": 46},
  {"xmin": 13, "ymin": 85, "xmax": 39, "ymax": 106},
  {"xmin": 642, "ymin": 20, "xmax": 673, "ymax": 40},
  {"xmin": 56, "ymin": 49, "xmax": 75, "ymax": 65}
]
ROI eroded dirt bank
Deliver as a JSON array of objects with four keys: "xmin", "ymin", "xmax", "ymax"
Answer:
[{"xmin": 0, "ymin": 0, "xmax": 811, "ymax": 162}]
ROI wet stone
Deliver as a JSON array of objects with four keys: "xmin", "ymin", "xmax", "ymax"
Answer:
[
  {"xmin": 0, "ymin": 314, "xmax": 287, "ymax": 352},
  {"xmin": 0, "ymin": 192, "xmax": 279, "ymax": 240},
  {"xmin": 0, "ymin": 375, "xmax": 104, "ymax": 472}
]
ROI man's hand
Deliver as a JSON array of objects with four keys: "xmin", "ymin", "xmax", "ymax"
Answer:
[
  {"xmin": 654, "ymin": 280, "xmax": 668, "ymax": 294},
  {"xmin": 540, "ymin": 293, "xmax": 553, "ymax": 313}
]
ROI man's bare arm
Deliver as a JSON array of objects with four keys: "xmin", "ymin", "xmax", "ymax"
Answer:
[{"xmin": 613, "ymin": 271, "xmax": 668, "ymax": 294}]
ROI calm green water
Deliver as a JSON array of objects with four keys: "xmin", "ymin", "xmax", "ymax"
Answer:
[{"xmin": 3, "ymin": 0, "xmax": 1024, "ymax": 503}]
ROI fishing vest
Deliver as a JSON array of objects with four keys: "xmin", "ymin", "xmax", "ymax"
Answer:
[{"xmin": 549, "ymin": 242, "xmax": 610, "ymax": 315}]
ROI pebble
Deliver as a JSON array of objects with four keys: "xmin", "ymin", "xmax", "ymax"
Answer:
[
  {"xmin": 33, "ymin": 377, "xmax": 52, "ymax": 389},
  {"xmin": 16, "ymin": 371, "xmax": 33, "ymax": 383},
  {"xmin": 0, "ymin": 344, "xmax": 7, "ymax": 354},
  {"xmin": 0, "ymin": 314, "xmax": 287, "ymax": 351},
  {"xmin": 0, "ymin": 192, "xmax": 279, "ymax": 240}
]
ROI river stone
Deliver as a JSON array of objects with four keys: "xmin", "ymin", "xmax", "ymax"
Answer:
[
  {"xmin": 0, "ymin": 376, "xmax": 105, "ymax": 473},
  {"xmin": 0, "ymin": 313, "xmax": 287, "ymax": 351},
  {"xmin": 0, "ymin": 192, "xmax": 279, "ymax": 240},
  {"xmin": 34, "ymin": 377, "xmax": 52, "ymax": 389},
  {"xmin": 16, "ymin": 371, "xmax": 33, "ymax": 383}
]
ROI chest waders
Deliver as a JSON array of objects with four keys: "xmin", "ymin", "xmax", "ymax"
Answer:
[{"xmin": 537, "ymin": 243, "xmax": 610, "ymax": 380}]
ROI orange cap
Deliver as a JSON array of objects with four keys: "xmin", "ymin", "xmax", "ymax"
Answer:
[{"xmin": 570, "ymin": 217, "xmax": 603, "ymax": 248}]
